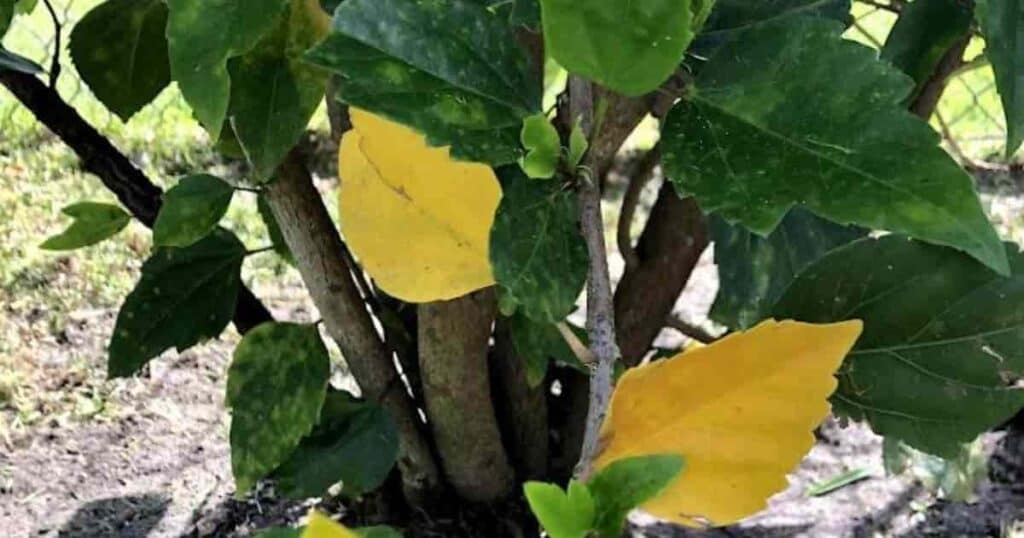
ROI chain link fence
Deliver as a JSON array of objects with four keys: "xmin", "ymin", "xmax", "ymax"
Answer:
[{"xmin": 0, "ymin": 0, "xmax": 1016, "ymax": 164}]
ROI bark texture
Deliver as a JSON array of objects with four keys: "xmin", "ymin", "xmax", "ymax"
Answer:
[
  {"xmin": 418, "ymin": 288, "xmax": 515, "ymax": 502},
  {"xmin": 263, "ymin": 149, "xmax": 441, "ymax": 503}
]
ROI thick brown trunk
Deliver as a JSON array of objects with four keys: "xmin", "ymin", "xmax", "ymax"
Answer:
[
  {"xmin": 263, "ymin": 149, "xmax": 441, "ymax": 503},
  {"xmin": 491, "ymin": 318, "xmax": 549, "ymax": 480},
  {"xmin": 615, "ymin": 184, "xmax": 709, "ymax": 365},
  {"xmin": 418, "ymin": 288, "xmax": 515, "ymax": 502}
]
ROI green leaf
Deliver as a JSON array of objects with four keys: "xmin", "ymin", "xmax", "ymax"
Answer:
[
  {"xmin": 710, "ymin": 207, "xmax": 867, "ymax": 330},
  {"xmin": 539, "ymin": 0, "xmax": 696, "ymax": 96},
  {"xmin": 977, "ymin": 0, "xmax": 1024, "ymax": 156},
  {"xmin": 519, "ymin": 114, "xmax": 560, "ymax": 179},
  {"xmin": 881, "ymin": 0, "xmax": 972, "ymax": 95},
  {"xmin": 166, "ymin": 0, "xmax": 289, "ymax": 137},
  {"xmin": 507, "ymin": 313, "xmax": 586, "ymax": 387},
  {"xmin": 2, "ymin": 0, "xmax": 14, "ymax": 37},
  {"xmin": 587, "ymin": 454, "xmax": 685, "ymax": 536},
  {"xmin": 662, "ymin": 17, "xmax": 1009, "ymax": 276},
  {"xmin": 69, "ymin": 0, "xmax": 170, "ymax": 121},
  {"xmin": 0, "ymin": 48, "xmax": 43, "ymax": 74},
  {"xmin": 523, "ymin": 480, "xmax": 595, "ymax": 538},
  {"xmin": 255, "ymin": 530, "xmax": 302, "ymax": 538},
  {"xmin": 226, "ymin": 0, "xmax": 329, "ymax": 180},
  {"xmin": 773, "ymin": 236, "xmax": 1024, "ymax": 458},
  {"xmin": 305, "ymin": 0, "xmax": 540, "ymax": 165},
  {"xmin": 109, "ymin": 228, "xmax": 246, "ymax": 377},
  {"xmin": 805, "ymin": 468, "xmax": 872, "ymax": 497},
  {"xmin": 567, "ymin": 117, "xmax": 588, "ymax": 169},
  {"xmin": 274, "ymin": 391, "xmax": 399, "ymax": 498},
  {"xmin": 40, "ymin": 202, "xmax": 131, "ymax": 251},
  {"xmin": 152, "ymin": 174, "xmax": 235, "ymax": 248},
  {"xmin": 228, "ymin": 322, "xmax": 330, "ymax": 494},
  {"xmin": 258, "ymin": 194, "xmax": 295, "ymax": 265},
  {"xmin": 490, "ymin": 168, "xmax": 587, "ymax": 323},
  {"xmin": 697, "ymin": 0, "xmax": 850, "ymax": 48}
]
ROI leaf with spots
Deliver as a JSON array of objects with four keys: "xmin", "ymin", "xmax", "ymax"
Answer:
[
  {"xmin": 108, "ymin": 228, "xmax": 246, "ymax": 377},
  {"xmin": 594, "ymin": 319, "xmax": 862, "ymax": 526},
  {"xmin": 226, "ymin": 0, "xmax": 331, "ymax": 181},
  {"xmin": 274, "ymin": 391, "xmax": 399, "ymax": 498},
  {"xmin": 977, "ymin": 0, "xmax": 1024, "ymax": 156},
  {"xmin": 693, "ymin": 0, "xmax": 851, "ymax": 55},
  {"xmin": 710, "ymin": 207, "xmax": 867, "ymax": 330},
  {"xmin": 69, "ymin": 0, "xmax": 170, "ymax": 121},
  {"xmin": 773, "ymin": 236, "xmax": 1024, "ymax": 458},
  {"xmin": 228, "ymin": 322, "xmax": 330, "ymax": 494},
  {"xmin": 490, "ymin": 168, "xmax": 587, "ymax": 323},
  {"xmin": 166, "ymin": 0, "xmax": 289, "ymax": 137},
  {"xmin": 539, "ymin": 0, "xmax": 702, "ymax": 96},
  {"xmin": 40, "ymin": 201, "xmax": 131, "ymax": 251},
  {"xmin": 153, "ymin": 174, "xmax": 235, "ymax": 248},
  {"xmin": 507, "ymin": 313, "xmax": 587, "ymax": 387},
  {"xmin": 662, "ymin": 17, "xmax": 1009, "ymax": 275},
  {"xmin": 338, "ymin": 109, "xmax": 501, "ymax": 302},
  {"xmin": 305, "ymin": 0, "xmax": 540, "ymax": 165}
]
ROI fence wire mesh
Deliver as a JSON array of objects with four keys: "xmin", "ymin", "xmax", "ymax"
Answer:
[{"xmin": 0, "ymin": 0, "xmax": 1016, "ymax": 165}]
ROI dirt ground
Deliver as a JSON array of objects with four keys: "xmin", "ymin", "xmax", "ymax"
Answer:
[{"xmin": 3, "ymin": 169, "xmax": 1024, "ymax": 537}]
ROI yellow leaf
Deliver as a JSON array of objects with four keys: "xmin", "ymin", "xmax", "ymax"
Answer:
[
  {"xmin": 593, "ymin": 319, "xmax": 863, "ymax": 527},
  {"xmin": 338, "ymin": 109, "xmax": 501, "ymax": 302},
  {"xmin": 301, "ymin": 511, "xmax": 358, "ymax": 538}
]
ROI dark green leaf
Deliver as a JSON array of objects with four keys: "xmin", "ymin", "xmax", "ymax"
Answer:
[
  {"xmin": 152, "ymin": 174, "xmax": 235, "ymax": 248},
  {"xmin": 274, "ymin": 391, "xmax": 399, "ymax": 498},
  {"xmin": 228, "ymin": 322, "xmax": 331, "ymax": 494},
  {"xmin": 663, "ymin": 17, "xmax": 1009, "ymax": 275},
  {"xmin": 773, "ymin": 236, "xmax": 1024, "ymax": 458},
  {"xmin": 258, "ymin": 194, "xmax": 295, "ymax": 265},
  {"xmin": 254, "ymin": 529, "xmax": 301, "ymax": 538},
  {"xmin": 977, "ymin": 0, "xmax": 1024, "ymax": 156},
  {"xmin": 1, "ymin": 0, "xmax": 13, "ymax": 37},
  {"xmin": 567, "ymin": 117, "xmax": 588, "ymax": 169},
  {"xmin": 693, "ymin": 0, "xmax": 851, "ymax": 55},
  {"xmin": 490, "ymin": 168, "xmax": 587, "ymax": 322},
  {"xmin": 108, "ymin": 228, "xmax": 246, "ymax": 377},
  {"xmin": 166, "ymin": 0, "xmax": 289, "ymax": 137},
  {"xmin": 508, "ymin": 313, "xmax": 586, "ymax": 387},
  {"xmin": 881, "ymin": 0, "xmax": 972, "ymax": 94},
  {"xmin": 69, "ymin": 0, "xmax": 170, "ymax": 121},
  {"xmin": 40, "ymin": 202, "xmax": 131, "ymax": 251},
  {"xmin": 519, "ymin": 114, "xmax": 560, "ymax": 179},
  {"xmin": 305, "ymin": 0, "xmax": 539, "ymax": 165},
  {"xmin": 587, "ymin": 454, "xmax": 685, "ymax": 536},
  {"xmin": 710, "ymin": 207, "xmax": 867, "ymax": 330},
  {"xmin": 0, "ymin": 48, "xmax": 43, "ymax": 74},
  {"xmin": 539, "ymin": 0, "xmax": 701, "ymax": 96},
  {"xmin": 226, "ymin": 0, "xmax": 329, "ymax": 180},
  {"xmin": 523, "ymin": 480, "xmax": 594, "ymax": 538}
]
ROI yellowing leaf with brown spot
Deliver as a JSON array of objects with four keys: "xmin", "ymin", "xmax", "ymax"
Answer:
[
  {"xmin": 594, "ymin": 319, "xmax": 863, "ymax": 527},
  {"xmin": 338, "ymin": 109, "xmax": 501, "ymax": 302},
  {"xmin": 301, "ymin": 511, "xmax": 358, "ymax": 538}
]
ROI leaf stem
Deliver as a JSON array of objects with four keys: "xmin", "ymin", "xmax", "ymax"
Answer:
[{"xmin": 40, "ymin": 0, "xmax": 61, "ymax": 88}]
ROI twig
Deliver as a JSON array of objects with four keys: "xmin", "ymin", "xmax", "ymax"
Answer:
[
  {"xmin": 617, "ymin": 145, "xmax": 661, "ymax": 271},
  {"xmin": 571, "ymin": 77, "xmax": 622, "ymax": 480},
  {"xmin": 555, "ymin": 322, "xmax": 597, "ymax": 367},
  {"xmin": 40, "ymin": 0, "xmax": 61, "ymax": 87},
  {"xmin": 664, "ymin": 314, "xmax": 715, "ymax": 345}
]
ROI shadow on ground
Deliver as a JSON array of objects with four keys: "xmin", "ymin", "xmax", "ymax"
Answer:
[{"xmin": 47, "ymin": 493, "xmax": 170, "ymax": 538}]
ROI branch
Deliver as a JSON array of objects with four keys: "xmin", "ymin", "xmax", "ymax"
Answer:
[
  {"xmin": 262, "ymin": 148, "xmax": 441, "ymax": 503},
  {"xmin": 570, "ymin": 77, "xmax": 621, "ymax": 479},
  {"xmin": 665, "ymin": 314, "xmax": 715, "ymax": 344},
  {"xmin": 492, "ymin": 317, "xmax": 550, "ymax": 480},
  {"xmin": 0, "ymin": 68, "xmax": 273, "ymax": 334},
  {"xmin": 418, "ymin": 289, "xmax": 515, "ymax": 501},
  {"xmin": 910, "ymin": 33, "xmax": 970, "ymax": 120},
  {"xmin": 617, "ymin": 145, "xmax": 661, "ymax": 272}
]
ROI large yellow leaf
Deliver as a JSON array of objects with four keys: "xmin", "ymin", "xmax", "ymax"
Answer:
[
  {"xmin": 301, "ymin": 511, "xmax": 358, "ymax": 538},
  {"xmin": 338, "ymin": 109, "xmax": 501, "ymax": 302},
  {"xmin": 593, "ymin": 319, "xmax": 863, "ymax": 527}
]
